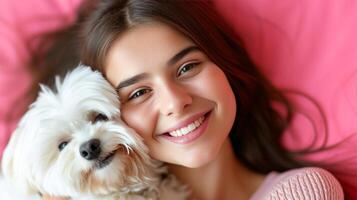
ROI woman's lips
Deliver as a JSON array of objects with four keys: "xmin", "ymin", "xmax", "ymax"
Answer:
[
  {"xmin": 159, "ymin": 111, "xmax": 212, "ymax": 144},
  {"xmin": 160, "ymin": 110, "xmax": 212, "ymax": 134}
]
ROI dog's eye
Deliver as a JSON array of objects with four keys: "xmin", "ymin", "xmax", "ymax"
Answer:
[
  {"xmin": 94, "ymin": 113, "xmax": 109, "ymax": 123},
  {"xmin": 58, "ymin": 141, "xmax": 68, "ymax": 151}
]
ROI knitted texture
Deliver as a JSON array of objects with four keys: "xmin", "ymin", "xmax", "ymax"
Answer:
[{"xmin": 251, "ymin": 167, "xmax": 344, "ymax": 200}]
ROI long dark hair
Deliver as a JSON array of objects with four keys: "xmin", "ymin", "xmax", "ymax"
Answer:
[{"xmin": 80, "ymin": 0, "xmax": 312, "ymax": 173}]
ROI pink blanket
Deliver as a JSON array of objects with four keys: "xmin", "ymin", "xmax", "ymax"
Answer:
[
  {"xmin": 215, "ymin": 0, "xmax": 357, "ymax": 197},
  {"xmin": 0, "ymin": 0, "xmax": 82, "ymax": 160}
]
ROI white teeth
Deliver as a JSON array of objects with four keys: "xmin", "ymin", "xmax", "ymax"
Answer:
[{"xmin": 169, "ymin": 116, "xmax": 205, "ymax": 137}]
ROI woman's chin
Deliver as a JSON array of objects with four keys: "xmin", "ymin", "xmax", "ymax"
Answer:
[
  {"xmin": 181, "ymin": 150, "xmax": 220, "ymax": 168},
  {"xmin": 178, "ymin": 139, "xmax": 231, "ymax": 169}
]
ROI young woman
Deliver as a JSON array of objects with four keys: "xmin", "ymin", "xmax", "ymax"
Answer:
[{"xmin": 45, "ymin": 0, "xmax": 344, "ymax": 199}]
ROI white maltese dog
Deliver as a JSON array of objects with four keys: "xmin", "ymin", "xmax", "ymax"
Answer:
[{"xmin": 1, "ymin": 66, "xmax": 188, "ymax": 200}]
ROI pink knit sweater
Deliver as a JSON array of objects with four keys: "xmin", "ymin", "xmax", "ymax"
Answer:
[{"xmin": 251, "ymin": 167, "xmax": 344, "ymax": 200}]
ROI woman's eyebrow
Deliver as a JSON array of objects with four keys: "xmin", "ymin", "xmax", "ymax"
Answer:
[
  {"xmin": 166, "ymin": 45, "xmax": 199, "ymax": 67},
  {"xmin": 116, "ymin": 73, "xmax": 149, "ymax": 91},
  {"xmin": 116, "ymin": 45, "xmax": 199, "ymax": 91}
]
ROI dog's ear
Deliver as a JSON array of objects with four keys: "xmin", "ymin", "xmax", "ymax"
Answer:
[
  {"xmin": 1, "ymin": 127, "xmax": 38, "ymax": 195},
  {"xmin": 2, "ymin": 127, "xmax": 20, "ymax": 177}
]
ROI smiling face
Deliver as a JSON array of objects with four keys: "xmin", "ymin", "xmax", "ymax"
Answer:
[{"xmin": 105, "ymin": 22, "xmax": 237, "ymax": 168}]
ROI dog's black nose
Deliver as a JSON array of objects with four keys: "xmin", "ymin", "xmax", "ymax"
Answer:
[{"xmin": 80, "ymin": 139, "xmax": 101, "ymax": 160}]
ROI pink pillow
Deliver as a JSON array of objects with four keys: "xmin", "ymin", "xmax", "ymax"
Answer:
[
  {"xmin": 0, "ymin": 0, "xmax": 83, "ymax": 160},
  {"xmin": 215, "ymin": 0, "xmax": 357, "ymax": 197}
]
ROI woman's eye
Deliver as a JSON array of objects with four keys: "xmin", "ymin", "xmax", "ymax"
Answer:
[
  {"xmin": 58, "ymin": 141, "xmax": 68, "ymax": 151},
  {"xmin": 94, "ymin": 113, "xmax": 109, "ymax": 123},
  {"xmin": 177, "ymin": 62, "xmax": 199, "ymax": 77},
  {"xmin": 128, "ymin": 88, "xmax": 151, "ymax": 100}
]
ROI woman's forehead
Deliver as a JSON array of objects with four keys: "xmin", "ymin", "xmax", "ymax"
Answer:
[{"xmin": 104, "ymin": 22, "xmax": 194, "ymax": 82}]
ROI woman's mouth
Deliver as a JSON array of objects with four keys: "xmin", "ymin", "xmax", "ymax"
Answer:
[
  {"xmin": 160, "ymin": 111, "xmax": 212, "ymax": 144},
  {"xmin": 168, "ymin": 116, "xmax": 205, "ymax": 137}
]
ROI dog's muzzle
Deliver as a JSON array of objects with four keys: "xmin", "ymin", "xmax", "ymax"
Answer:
[{"xmin": 80, "ymin": 139, "xmax": 101, "ymax": 160}]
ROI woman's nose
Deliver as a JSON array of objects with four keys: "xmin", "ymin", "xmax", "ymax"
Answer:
[{"xmin": 158, "ymin": 81, "xmax": 192, "ymax": 116}]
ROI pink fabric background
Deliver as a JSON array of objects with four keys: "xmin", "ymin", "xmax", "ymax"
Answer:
[
  {"xmin": 0, "ymin": 0, "xmax": 356, "ymax": 197},
  {"xmin": 0, "ymin": 0, "xmax": 82, "ymax": 161},
  {"xmin": 215, "ymin": 0, "xmax": 357, "ymax": 197}
]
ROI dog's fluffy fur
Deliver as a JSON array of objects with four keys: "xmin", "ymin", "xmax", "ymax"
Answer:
[{"xmin": 2, "ymin": 66, "xmax": 188, "ymax": 200}]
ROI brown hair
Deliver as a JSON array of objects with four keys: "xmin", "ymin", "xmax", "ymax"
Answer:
[{"xmin": 80, "ymin": 0, "xmax": 312, "ymax": 173}]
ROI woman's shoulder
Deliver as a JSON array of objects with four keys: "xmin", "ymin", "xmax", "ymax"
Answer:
[{"xmin": 251, "ymin": 167, "xmax": 344, "ymax": 200}]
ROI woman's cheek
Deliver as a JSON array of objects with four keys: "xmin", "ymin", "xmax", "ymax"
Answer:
[
  {"xmin": 198, "ymin": 65, "xmax": 231, "ymax": 96},
  {"xmin": 121, "ymin": 104, "xmax": 154, "ymax": 139},
  {"xmin": 201, "ymin": 65, "xmax": 237, "ymax": 116}
]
